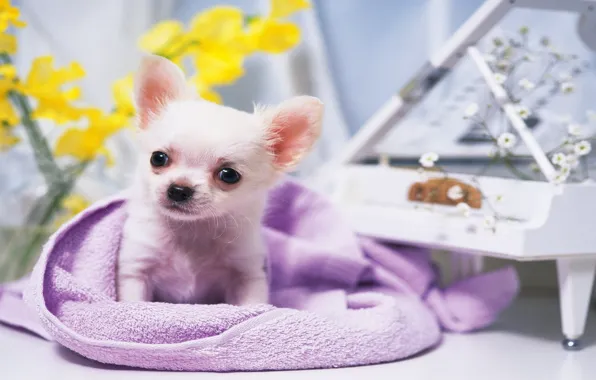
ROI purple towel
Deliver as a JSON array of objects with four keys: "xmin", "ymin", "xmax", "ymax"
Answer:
[{"xmin": 0, "ymin": 179, "xmax": 519, "ymax": 371}]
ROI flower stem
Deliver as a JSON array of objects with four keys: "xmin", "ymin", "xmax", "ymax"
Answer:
[
  {"xmin": 0, "ymin": 52, "xmax": 65, "ymax": 186},
  {"xmin": 0, "ymin": 162, "xmax": 87, "ymax": 281}
]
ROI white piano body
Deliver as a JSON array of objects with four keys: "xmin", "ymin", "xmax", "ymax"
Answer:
[
  {"xmin": 334, "ymin": 165, "xmax": 596, "ymax": 261},
  {"xmin": 322, "ymin": 0, "xmax": 596, "ymax": 350}
]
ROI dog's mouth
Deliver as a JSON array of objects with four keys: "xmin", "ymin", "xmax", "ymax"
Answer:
[
  {"xmin": 164, "ymin": 202, "xmax": 193, "ymax": 214},
  {"xmin": 160, "ymin": 200, "xmax": 212, "ymax": 220}
]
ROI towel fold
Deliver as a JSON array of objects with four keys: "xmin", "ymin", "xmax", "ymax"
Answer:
[{"xmin": 0, "ymin": 179, "xmax": 519, "ymax": 371}]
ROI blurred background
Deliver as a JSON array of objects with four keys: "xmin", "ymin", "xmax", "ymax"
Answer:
[{"xmin": 3, "ymin": 0, "xmax": 596, "ymax": 294}]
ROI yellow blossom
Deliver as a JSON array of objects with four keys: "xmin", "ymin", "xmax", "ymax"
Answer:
[
  {"xmin": 0, "ymin": 63, "xmax": 15, "ymax": 77},
  {"xmin": 139, "ymin": 20, "xmax": 189, "ymax": 58},
  {"xmin": 270, "ymin": 0, "xmax": 310, "ymax": 19},
  {"xmin": 54, "ymin": 194, "xmax": 90, "ymax": 228},
  {"xmin": 189, "ymin": 6, "xmax": 254, "ymax": 54},
  {"xmin": 0, "ymin": 63, "xmax": 17, "ymax": 128},
  {"xmin": 54, "ymin": 110, "xmax": 127, "ymax": 163},
  {"xmin": 0, "ymin": 63, "xmax": 16, "ymax": 93},
  {"xmin": 0, "ymin": 97, "xmax": 17, "ymax": 126},
  {"xmin": 190, "ymin": 7, "xmax": 243, "ymax": 42},
  {"xmin": 62, "ymin": 194, "xmax": 89, "ymax": 215},
  {"xmin": 0, "ymin": 33, "xmax": 16, "ymax": 54},
  {"xmin": 194, "ymin": 48, "xmax": 244, "ymax": 86},
  {"xmin": 112, "ymin": 74, "xmax": 135, "ymax": 117},
  {"xmin": 54, "ymin": 127, "xmax": 102, "ymax": 161},
  {"xmin": 0, "ymin": 125, "xmax": 18, "ymax": 150},
  {"xmin": 21, "ymin": 56, "xmax": 87, "ymax": 124},
  {"xmin": 247, "ymin": 18, "xmax": 301, "ymax": 53},
  {"xmin": 0, "ymin": 0, "xmax": 26, "ymax": 32}
]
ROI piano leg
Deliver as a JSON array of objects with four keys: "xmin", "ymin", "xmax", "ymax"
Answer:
[{"xmin": 556, "ymin": 258, "xmax": 596, "ymax": 350}]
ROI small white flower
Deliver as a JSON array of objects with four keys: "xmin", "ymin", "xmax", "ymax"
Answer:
[
  {"xmin": 587, "ymin": 110, "xmax": 596, "ymax": 121},
  {"xmin": 551, "ymin": 153, "xmax": 567, "ymax": 166},
  {"xmin": 553, "ymin": 170, "xmax": 570, "ymax": 185},
  {"xmin": 494, "ymin": 73, "xmax": 507, "ymax": 85},
  {"xmin": 483, "ymin": 54, "xmax": 496, "ymax": 64},
  {"xmin": 574, "ymin": 140, "xmax": 592, "ymax": 156},
  {"xmin": 456, "ymin": 202, "xmax": 471, "ymax": 217},
  {"xmin": 566, "ymin": 154, "xmax": 579, "ymax": 169},
  {"xmin": 518, "ymin": 78, "xmax": 535, "ymax": 90},
  {"xmin": 447, "ymin": 185, "xmax": 464, "ymax": 201},
  {"xmin": 567, "ymin": 124, "xmax": 582, "ymax": 136},
  {"xmin": 494, "ymin": 194, "xmax": 504, "ymax": 203},
  {"xmin": 419, "ymin": 152, "xmax": 439, "ymax": 168},
  {"xmin": 559, "ymin": 165, "xmax": 571, "ymax": 176},
  {"xmin": 561, "ymin": 81, "xmax": 575, "ymax": 93},
  {"xmin": 529, "ymin": 162, "xmax": 540, "ymax": 172},
  {"xmin": 514, "ymin": 105, "xmax": 531, "ymax": 119},
  {"xmin": 464, "ymin": 103, "xmax": 479, "ymax": 118},
  {"xmin": 483, "ymin": 215, "xmax": 497, "ymax": 229},
  {"xmin": 497, "ymin": 132, "xmax": 517, "ymax": 149}
]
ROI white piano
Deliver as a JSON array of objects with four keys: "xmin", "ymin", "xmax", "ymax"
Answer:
[{"xmin": 321, "ymin": 0, "xmax": 596, "ymax": 350}]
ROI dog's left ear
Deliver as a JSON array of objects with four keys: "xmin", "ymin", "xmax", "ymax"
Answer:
[
  {"xmin": 259, "ymin": 96, "xmax": 323, "ymax": 171},
  {"xmin": 134, "ymin": 55, "xmax": 188, "ymax": 129}
]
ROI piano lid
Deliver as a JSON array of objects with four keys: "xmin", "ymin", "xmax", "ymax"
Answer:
[{"xmin": 375, "ymin": 8, "xmax": 596, "ymax": 164}]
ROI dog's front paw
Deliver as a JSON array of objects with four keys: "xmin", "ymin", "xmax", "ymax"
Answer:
[{"xmin": 118, "ymin": 277, "xmax": 151, "ymax": 302}]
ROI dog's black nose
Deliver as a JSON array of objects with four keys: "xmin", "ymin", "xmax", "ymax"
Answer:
[{"xmin": 167, "ymin": 185, "xmax": 194, "ymax": 203}]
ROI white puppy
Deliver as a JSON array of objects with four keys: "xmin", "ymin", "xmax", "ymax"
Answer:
[{"xmin": 117, "ymin": 55, "xmax": 323, "ymax": 305}]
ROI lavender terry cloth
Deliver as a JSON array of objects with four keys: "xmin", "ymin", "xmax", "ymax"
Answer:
[{"xmin": 0, "ymin": 179, "xmax": 519, "ymax": 371}]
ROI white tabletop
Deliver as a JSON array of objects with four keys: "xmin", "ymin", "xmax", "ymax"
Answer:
[{"xmin": 1, "ymin": 296, "xmax": 595, "ymax": 380}]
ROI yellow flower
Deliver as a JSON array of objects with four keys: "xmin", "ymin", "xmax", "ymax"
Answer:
[
  {"xmin": 0, "ymin": 97, "xmax": 17, "ymax": 126},
  {"xmin": 54, "ymin": 127, "xmax": 103, "ymax": 161},
  {"xmin": 270, "ymin": 0, "xmax": 310, "ymax": 19},
  {"xmin": 54, "ymin": 110, "xmax": 127, "ymax": 163},
  {"xmin": 190, "ymin": 75, "xmax": 222, "ymax": 104},
  {"xmin": 54, "ymin": 194, "xmax": 90, "ymax": 228},
  {"xmin": 138, "ymin": 20, "xmax": 189, "ymax": 57},
  {"xmin": 0, "ymin": 125, "xmax": 18, "ymax": 150},
  {"xmin": 0, "ymin": 32, "xmax": 16, "ymax": 53},
  {"xmin": 189, "ymin": 6, "xmax": 255, "ymax": 55},
  {"xmin": 0, "ymin": 0, "xmax": 26, "ymax": 32},
  {"xmin": 62, "ymin": 194, "xmax": 90, "ymax": 214},
  {"xmin": 190, "ymin": 7, "xmax": 243, "ymax": 41},
  {"xmin": 112, "ymin": 74, "xmax": 135, "ymax": 117},
  {"xmin": 247, "ymin": 18, "xmax": 301, "ymax": 53},
  {"xmin": 0, "ymin": 62, "xmax": 15, "ymax": 77},
  {"xmin": 0, "ymin": 63, "xmax": 18, "ymax": 128},
  {"xmin": 21, "ymin": 56, "xmax": 87, "ymax": 124},
  {"xmin": 194, "ymin": 47, "xmax": 244, "ymax": 86},
  {"xmin": 0, "ymin": 63, "xmax": 16, "ymax": 93}
]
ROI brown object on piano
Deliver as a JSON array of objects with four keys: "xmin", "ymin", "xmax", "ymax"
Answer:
[{"xmin": 407, "ymin": 177, "xmax": 482, "ymax": 209}]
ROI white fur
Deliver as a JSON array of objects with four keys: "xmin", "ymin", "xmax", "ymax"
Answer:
[{"xmin": 117, "ymin": 55, "xmax": 323, "ymax": 305}]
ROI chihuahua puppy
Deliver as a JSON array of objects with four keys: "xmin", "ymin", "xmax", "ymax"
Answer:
[{"xmin": 117, "ymin": 55, "xmax": 323, "ymax": 305}]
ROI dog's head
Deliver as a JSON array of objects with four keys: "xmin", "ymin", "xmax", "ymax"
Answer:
[{"xmin": 133, "ymin": 55, "xmax": 323, "ymax": 221}]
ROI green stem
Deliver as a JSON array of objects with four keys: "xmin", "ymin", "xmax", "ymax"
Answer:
[
  {"xmin": 0, "ymin": 162, "xmax": 87, "ymax": 281},
  {"xmin": 1, "ymin": 53, "xmax": 65, "ymax": 186}
]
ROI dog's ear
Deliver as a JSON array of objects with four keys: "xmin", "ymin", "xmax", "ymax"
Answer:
[
  {"xmin": 258, "ymin": 96, "xmax": 323, "ymax": 171},
  {"xmin": 134, "ymin": 55, "xmax": 188, "ymax": 129}
]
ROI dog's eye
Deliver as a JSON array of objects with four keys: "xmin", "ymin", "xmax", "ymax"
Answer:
[
  {"xmin": 150, "ymin": 151, "xmax": 169, "ymax": 167},
  {"xmin": 217, "ymin": 168, "xmax": 241, "ymax": 184}
]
